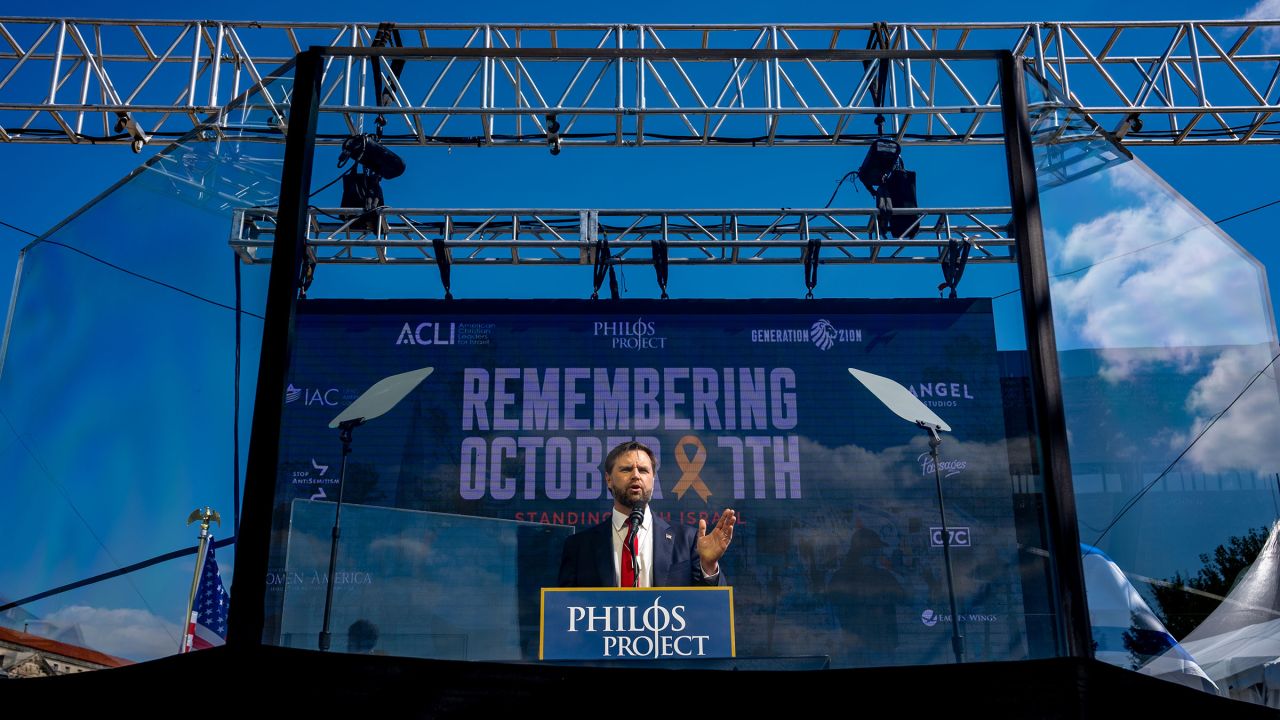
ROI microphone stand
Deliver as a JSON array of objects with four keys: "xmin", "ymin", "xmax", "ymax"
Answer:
[
  {"xmin": 629, "ymin": 506, "xmax": 644, "ymax": 588},
  {"xmin": 314, "ymin": 365, "xmax": 434, "ymax": 653},
  {"xmin": 920, "ymin": 420, "xmax": 965, "ymax": 664},
  {"xmin": 319, "ymin": 417, "xmax": 362, "ymax": 652}
]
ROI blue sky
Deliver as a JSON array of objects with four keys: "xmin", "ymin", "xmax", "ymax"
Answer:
[{"xmin": 2, "ymin": 1, "xmax": 1280, "ymax": 662}]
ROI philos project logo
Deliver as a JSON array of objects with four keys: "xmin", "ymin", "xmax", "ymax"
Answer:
[
  {"xmin": 750, "ymin": 318, "xmax": 862, "ymax": 351},
  {"xmin": 593, "ymin": 318, "xmax": 667, "ymax": 350},
  {"xmin": 566, "ymin": 596, "xmax": 711, "ymax": 659}
]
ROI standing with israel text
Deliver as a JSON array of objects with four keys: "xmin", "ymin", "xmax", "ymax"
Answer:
[{"xmin": 558, "ymin": 441, "xmax": 737, "ymax": 588}]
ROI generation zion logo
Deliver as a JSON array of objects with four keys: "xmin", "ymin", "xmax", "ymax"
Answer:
[{"xmin": 749, "ymin": 318, "xmax": 862, "ymax": 351}]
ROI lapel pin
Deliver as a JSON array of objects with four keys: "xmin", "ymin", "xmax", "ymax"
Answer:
[{"xmin": 665, "ymin": 531, "xmax": 673, "ymax": 540}]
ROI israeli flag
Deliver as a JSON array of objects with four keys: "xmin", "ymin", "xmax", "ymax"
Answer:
[{"xmin": 1082, "ymin": 543, "xmax": 1219, "ymax": 694}]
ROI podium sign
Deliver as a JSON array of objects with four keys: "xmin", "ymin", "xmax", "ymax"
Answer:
[{"xmin": 540, "ymin": 587, "xmax": 735, "ymax": 661}]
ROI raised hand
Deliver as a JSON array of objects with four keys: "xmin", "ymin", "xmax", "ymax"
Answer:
[{"xmin": 696, "ymin": 509, "xmax": 737, "ymax": 575}]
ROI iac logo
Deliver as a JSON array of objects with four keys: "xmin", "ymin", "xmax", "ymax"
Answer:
[
  {"xmin": 396, "ymin": 321, "xmax": 457, "ymax": 346},
  {"xmin": 285, "ymin": 383, "xmax": 341, "ymax": 406}
]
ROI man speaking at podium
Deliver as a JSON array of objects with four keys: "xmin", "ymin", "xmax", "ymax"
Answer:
[{"xmin": 558, "ymin": 441, "xmax": 736, "ymax": 588}]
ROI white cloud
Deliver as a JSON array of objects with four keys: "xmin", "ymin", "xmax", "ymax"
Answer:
[
  {"xmin": 40, "ymin": 605, "xmax": 182, "ymax": 662},
  {"xmin": 1047, "ymin": 164, "xmax": 1270, "ymax": 379},
  {"xmin": 1244, "ymin": 0, "xmax": 1280, "ymax": 48},
  {"xmin": 1179, "ymin": 346, "xmax": 1280, "ymax": 474},
  {"xmin": 368, "ymin": 534, "xmax": 434, "ymax": 564},
  {"xmin": 1247, "ymin": 0, "xmax": 1280, "ymax": 17}
]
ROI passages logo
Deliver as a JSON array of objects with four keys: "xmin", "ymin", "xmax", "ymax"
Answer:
[
  {"xmin": 593, "ymin": 318, "xmax": 668, "ymax": 350},
  {"xmin": 918, "ymin": 452, "xmax": 967, "ymax": 478},
  {"xmin": 750, "ymin": 318, "xmax": 862, "ymax": 351}
]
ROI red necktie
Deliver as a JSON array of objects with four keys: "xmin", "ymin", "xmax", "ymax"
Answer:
[{"xmin": 621, "ymin": 522, "xmax": 638, "ymax": 587}]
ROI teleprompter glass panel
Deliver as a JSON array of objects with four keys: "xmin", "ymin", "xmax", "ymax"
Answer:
[
  {"xmin": 0, "ymin": 65, "xmax": 291, "ymax": 664},
  {"xmin": 1027, "ymin": 71, "xmax": 1280, "ymax": 705}
]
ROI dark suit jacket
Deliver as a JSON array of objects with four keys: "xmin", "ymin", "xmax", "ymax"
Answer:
[{"xmin": 558, "ymin": 512, "xmax": 727, "ymax": 588}]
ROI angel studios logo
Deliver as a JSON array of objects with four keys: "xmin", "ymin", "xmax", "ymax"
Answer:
[{"xmin": 566, "ymin": 596, "xmax": 711, "ymax": 658}]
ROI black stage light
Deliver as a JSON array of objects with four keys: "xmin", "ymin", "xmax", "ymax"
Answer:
[
  {"xmin": 338, "ymin": 134, "xmax": 405, "ymax": 179},
  {"xmin": 881, "ymin": 168, "xmax": 919, "ymax": 239},
  {"xmin": 857, "ymin": 137, "xmax": 920, "ymax": 239},
  {"xmin": 857, "ymin": 137, "xmax": 901, "ymax": 192},
  {"xmin": 336, "ymin": 134, "xmax": 406, "ymax": 231},
  {"xmin": 341, "ymin": 171, "xmax": 385, "ymax": 220},
  {"xmin": 546, "ymin": 114, "xmax": 562, "ymax": 156}
]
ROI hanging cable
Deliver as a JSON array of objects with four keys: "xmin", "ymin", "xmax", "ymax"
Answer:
[
  {"xmin": 865, "ymin": 22, "xmax": 893, "ymax": 137},
  {"xmin": 938, "ymin": 238, "xmax": 972, "ymax": 299},
  {"xmin": 651, "ymin": 238, "xmax": 670, "ymax": 299},
  {"xmin": 802, "ymin": 237, "xmax": 822, "ymax": 299},
  {"xmin": 432, "ymin": 237, "xmax": 454, "ymax": 300},
  {"xmin": 232, "ymin": 251, "xmax": 242, "ymax": 538},
  {"xmin": 298, "ymin": 252, "xmax": 317, "ymax": 299},
  {"xmin": 591, "ymin": 233, "xmax": 619, "ymax": 299},
  {"xmin": 0, "ymin": 536, "xmax": 237, "ymax": 614},
  {"xmin": 370, "ymin": 22, "xmax": 405, "ymax": 142}
]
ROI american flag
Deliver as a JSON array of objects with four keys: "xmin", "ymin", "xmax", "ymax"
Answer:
[{"xmin": 189, "ymin": 538, "xmax": 229, "ymax": 650}]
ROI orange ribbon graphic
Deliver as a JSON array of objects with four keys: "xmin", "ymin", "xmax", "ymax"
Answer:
[{"xmin": 671, "ymin": 435, "xmax": 711, "ymax": 502}]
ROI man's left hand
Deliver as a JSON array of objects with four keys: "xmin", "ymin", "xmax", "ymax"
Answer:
[{"xmin": 697, "ymin": 509, "xmax": 737, "ymax": 576}]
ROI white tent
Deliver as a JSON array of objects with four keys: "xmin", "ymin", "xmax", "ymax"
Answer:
[{"xmin": 1178, "ymin": 520, "xmax": 1280, "ymax": 706}]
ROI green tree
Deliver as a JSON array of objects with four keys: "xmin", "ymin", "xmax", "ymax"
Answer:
[{"xmin": 1151, "ymin": 526, "xmax": 1269, "ymax": 640}]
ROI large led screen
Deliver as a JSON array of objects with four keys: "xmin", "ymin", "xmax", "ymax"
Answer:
[{"xmin": 267, "ymin": 299, "xmax": 1028, "ymax": 667}]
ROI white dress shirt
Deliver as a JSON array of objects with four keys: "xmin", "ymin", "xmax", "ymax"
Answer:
[{"xmin": 611, "ymin": 506, "xmax": 652, "ymax": 587}]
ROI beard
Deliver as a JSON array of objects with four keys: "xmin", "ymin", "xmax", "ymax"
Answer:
[{"xmin": 609, "ymin": 483, "xmax": 653, "ymax": 510}]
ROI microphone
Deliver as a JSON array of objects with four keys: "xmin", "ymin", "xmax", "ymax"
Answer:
[{"xmin": 627, "ymin": 505, "xmax": 645, "ymax": 587}]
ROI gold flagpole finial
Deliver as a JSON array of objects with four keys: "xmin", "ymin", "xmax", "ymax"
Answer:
[{"xmin": 186, "ymin": 507, "xmax": 221, "ymax": 538}]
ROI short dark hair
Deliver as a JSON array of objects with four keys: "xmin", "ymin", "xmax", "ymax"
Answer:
[{"xmin": 604, "ymin": 441, "xmax": 657, "ymax": 474}]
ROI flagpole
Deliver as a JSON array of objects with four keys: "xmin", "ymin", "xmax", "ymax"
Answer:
[{"xmin": 182, "ymin": 507, "xmax": 220, "ymax": 653}]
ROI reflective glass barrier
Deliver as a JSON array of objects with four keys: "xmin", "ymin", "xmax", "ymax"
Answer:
[
  {"xmin": 278, "ymin": 501, "xmax": 569, "ymax": 659},
  {"xmin": 1028, "ymin": 72, "xmax": 1280, "ymax": 706},
  {"xmin": 0, "ymin": 65, "xmax": 291, "ymax": 665}
]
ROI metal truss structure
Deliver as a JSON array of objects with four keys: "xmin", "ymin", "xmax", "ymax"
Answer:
[
  {"xmin": 230, "ymin": 206, "xmax": 1013, "ymax": 266},
  {"xmin": 2, "ymin": 19, "xmax": 1279, "ymax": 147}
]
